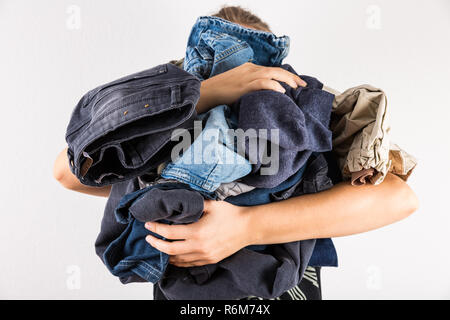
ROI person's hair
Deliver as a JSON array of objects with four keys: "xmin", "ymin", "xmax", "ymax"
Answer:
[{"xmin": 212, "ymin": 6, "xmax": 271, "ymax": 32}]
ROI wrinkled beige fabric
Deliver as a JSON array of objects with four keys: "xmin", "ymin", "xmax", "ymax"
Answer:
[
  {"xmin": 324, "ymin": 85, "xmax": 416, "ymax": 185},
  {"xmin": 388, "ymin": 143, "xmax": 417, "ymax": 181},
  {"xmin": 327, "ymin": 85, "xmax": 391, "ymax": 184}
]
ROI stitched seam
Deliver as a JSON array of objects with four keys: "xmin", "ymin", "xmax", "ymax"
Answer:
[
  {"xmin": 214, "ymin": 43, "xmax": 249, "ymax": 63},
  {"xmin": 117, "ymin": 260, "xmax": 162, "ymax": 277},
  {"xmin": 67, "ymin": 78, "xmax": 197, "ymax": 139},
  {"xmin": 162, "ymin": 167, "xmax": 216, "ymax": 191},
  {"xmin": 74, "ymin": 96, "xmax": 196, "ymax": 170}
]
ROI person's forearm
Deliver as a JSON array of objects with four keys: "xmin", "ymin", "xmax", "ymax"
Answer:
[
  {"xmin": 53, "ymin": 148, "xmax": 111, "ymax": 197},
  {"xmin": 195, "ymin": 81, "xmax": 217, "ymax": 114},
  {"xmin": 245, "ymin": 173, "xmax": 419, "ymax": 245}
]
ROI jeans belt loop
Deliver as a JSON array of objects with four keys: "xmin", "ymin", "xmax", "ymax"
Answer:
[{"xmin": 170, "ymin": 85, "xmax": 181, "ymax": 106}]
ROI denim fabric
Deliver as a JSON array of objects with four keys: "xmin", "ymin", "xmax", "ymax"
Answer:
[
  {"xmin": 95, "ymin": 178, "xmax": 140, "ymax": 268},
  {"xmin": 65, "ymin": 63, "xmax": 200, "ymax": 187},
  {"xmin": 96, "ymin": 163, "xmax": 307, "ymax": 296},
  {"xmin": 96, "ymin": 153, "xmax": 339, "ymax": 298},
  {"xmin": 308, "ymin": 238, "xmax": 338, "ymax": 267},
  {"xmin": 157, "ymin": 153, "xmax": 336, "ymax": 300},
  {"xmin": 103, "ymin": 219, "xmax": 168, "ymax": 283},
  {"xmin": 161, "ymin": 105, "xmax": 252, "ymax": 193},
  {"xmin": 231, "ymin": 64, "xmax": 335, "ymax": 188},
  {"xmin": 184, "ymin": 16, "xmax": 290, "ymax": 80},
  {"xmin": 100, "ymin": 164, "xmax": 306, "ymax": 286},
  {"xmin": 102, "ymin": 182, "xmax": 214, "ymax": 283},
  {"xmin": 159, "ymin": 164, "xmax": 309, "ymax": 300}
]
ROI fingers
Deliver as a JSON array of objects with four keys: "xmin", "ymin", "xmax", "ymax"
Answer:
[
  {"xmin": 145, "ymin": 221, "xmax": 193, "ymax": 240},
  {"xmin": 246, "ymin": 66, "xmax": 307, "ymax": 94},
  {"xmin": 297, "ymin": 77, "xmax": 307, "ymax": 87},
  {"xmin": 248, "ymin": 78, "xmax": 286, "ymax": 93},
  {"xmin": 145, "ymin": 234, "xmax": 199, "ymax": 255},
  {"xmin": 266, "ymin": 66, "xmax": 307, "ymax": 87}
]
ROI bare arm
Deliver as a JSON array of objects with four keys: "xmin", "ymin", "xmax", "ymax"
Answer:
[
  {"xmin": 245, "ymin": 173, "xmax": 418, "ymax": 245},
  {"xmin": 53, "ymin": 148, "xmax": 111, "ymax": 197},
  {"xmin": 145, "ymin": 174, "xmax": 418, "ymax": 267}
]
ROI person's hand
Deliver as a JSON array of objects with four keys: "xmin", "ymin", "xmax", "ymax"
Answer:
[
  {"xmin": 196, "ymin": 62, "xmax": 307, "ymax": 113},
  {"xmin": 144, "ymin": 200, "xmax": 253, "ymax": 267}
]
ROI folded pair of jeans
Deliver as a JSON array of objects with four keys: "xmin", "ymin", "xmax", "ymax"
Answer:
[{"xmin": 65, "ymin": 63, "xmax": 200, "ymax": 186}]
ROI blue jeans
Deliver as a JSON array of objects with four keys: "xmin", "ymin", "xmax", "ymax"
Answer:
[
  {"xmin": 103, "ymin": 183, "xmax": 215, "ymax": 283},
  {"xmin": 157, "ymin": 153, "xmax": 334, "ymax": 300},
  {"xmin": 65, "ymin": 63, "xmax": 200, "ymax": 186},
  {"xmin": 102, "ymin": 166, "xmax": 310, "ymax": 300},
  {"xmin": 97, "ymin": 153, "xmax": 338, "ymax": 299},
  {"xmin": 184, "ymin": 16, "xmax": 290, "ymax": 80},
  {"xmin": 161, "ymin": 105, "xmax": 252, "ymax": 193},
  {"xmin": 101, "ymin": 162, "xmax": 307, "ymax": 285}
]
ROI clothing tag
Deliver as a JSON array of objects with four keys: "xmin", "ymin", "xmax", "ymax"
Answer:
[{"xmin": 80, "ymin": 152, "xmax": 93, "ymax": 178}]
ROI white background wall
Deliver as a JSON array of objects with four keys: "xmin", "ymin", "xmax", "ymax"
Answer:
[{"xmin": 0, "ymin": 0, "xmax": 449, "ymax": 299}]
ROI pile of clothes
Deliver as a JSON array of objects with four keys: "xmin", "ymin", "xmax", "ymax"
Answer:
[{"xmin": 65, "ymin": 16, "xmax": 417, "ymax": 300}]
